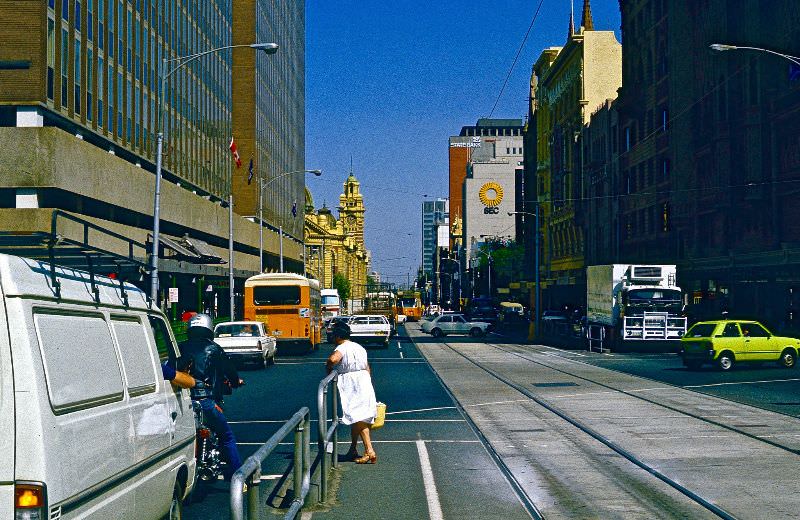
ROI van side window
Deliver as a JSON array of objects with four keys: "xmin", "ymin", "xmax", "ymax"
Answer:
[
  {"xmin": 148, "ymin": 315, "xmax": 177, "ymax": 362},
  {"xmin": 112, "ymin": 318, "xmax": 157, "ymax": 396},
  {"xmin": 34, "ymin": 312, "xmax": 124, "ymax": 414}
]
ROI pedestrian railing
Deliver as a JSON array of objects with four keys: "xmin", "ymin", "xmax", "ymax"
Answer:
[
  {"xmin": 317, "ymin": 371, "xmax": 340, "ymax": 502},
  {"xmin": 230, "ymin": 407, "xmax": 311, "ymax": 520}
]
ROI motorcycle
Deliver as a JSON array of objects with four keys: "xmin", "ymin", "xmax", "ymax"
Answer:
[
  {"xmin": 193, "ymin": 400, "xmax": 224, "ymax": 485},
  {"xmin": 190, "ymin": 379, "xmax": 242, "ymax": 501}
]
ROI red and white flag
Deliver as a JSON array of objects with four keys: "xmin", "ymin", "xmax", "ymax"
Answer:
[{"xmin": 229, "ymin": 137, "xmax": 242, "ymax": 168}]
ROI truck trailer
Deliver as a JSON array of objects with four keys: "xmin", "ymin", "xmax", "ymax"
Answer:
[{"xmin": 586, "ymin": 264, "xmax": 687, "ymax": 351}]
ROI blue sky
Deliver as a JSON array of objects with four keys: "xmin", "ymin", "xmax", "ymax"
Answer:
[{"xmin": 305, "ymin": 0, "xmax": 622, "ymax": 284}]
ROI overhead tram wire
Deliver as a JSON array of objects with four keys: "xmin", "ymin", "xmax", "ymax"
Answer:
[{"xmin": 488, "ymin": 0, "xmax": 546, "ymax": 118}]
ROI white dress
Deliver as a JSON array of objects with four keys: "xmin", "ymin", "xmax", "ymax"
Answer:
[{"xmin": 334, "ymin": 340, "xmax": 377, "ymax": 425}]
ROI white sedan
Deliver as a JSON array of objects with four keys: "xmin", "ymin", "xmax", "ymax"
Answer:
[
  {"xmin": 214, "ymin": 321, "xmax": 277, "ymax": 369},
  {"xmin": 421, "ymin": 314, "xmax": 491, "ymax": 338}
]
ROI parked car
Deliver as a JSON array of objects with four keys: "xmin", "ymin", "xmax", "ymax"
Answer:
[
  {"xmin": 0, "ymin": 254, "xmax": 195, "ymax": 520},
  {"xmin": 467, "ymin": 306, "xmax": 499, "ymax": 326},
  {"xmin": 680, "ymin": 320, "xmax": 798, "ymax": 371},
  {"xmin": 421, "ymin": 314, "xmax": 492, "ymax": 338},
  {"xmin": 348, "ymin": 314, "xmax": 392, "ymax": 348},
  {"xmin": 214, "ymin": 321, "xmax": 277, "ymax": 368}
]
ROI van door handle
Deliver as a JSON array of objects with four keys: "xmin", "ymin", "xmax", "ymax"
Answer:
[{"xmin": 171, "ymin": 412, "xmax": 178, "ymax": 421}]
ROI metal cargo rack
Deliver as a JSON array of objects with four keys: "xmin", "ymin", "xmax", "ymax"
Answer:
[{"xmin": 0, "ymin": 209, "xmax": 150, "ymax": 303}]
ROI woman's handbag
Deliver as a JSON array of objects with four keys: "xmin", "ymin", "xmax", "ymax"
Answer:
[{"xmin": 371, "ymin": 402, "xmax": 386, "ymax": 430}]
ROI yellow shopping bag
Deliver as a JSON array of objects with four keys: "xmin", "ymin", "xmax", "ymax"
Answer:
[{"xmin": 371, "ymin": 402, "xmax": 386, "ymax": 430}]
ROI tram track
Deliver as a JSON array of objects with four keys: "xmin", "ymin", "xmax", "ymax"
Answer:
[
  {"xmin": 433, "ymin": 339, "xmax": 740, "ymax": 520},
  {"xmin": 486, "ymin": 342, "xmax": 800, "ymax": 456}
]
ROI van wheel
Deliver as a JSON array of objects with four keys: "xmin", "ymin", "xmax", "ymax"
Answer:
[
  {"xmin": 780, "ymin": 349, "xmax": 796, "ymax": 368},
  {"xmin": 267, "ymin": 352, "xmax": 276, "ymax": 366},
  {"xmin": 717, "ymin": 351, "xmax": 735, "ymax": 371},
  {"xmin": 168, "ymin": 481, "xmax": 184, "ymax": 519},
  {"xmin": 470, "ymin": 327, "xmax": 484, "ymax": 338},
  {"xmin": 431, "ymin": 328, "xmax": 443, "ymax": 338}
]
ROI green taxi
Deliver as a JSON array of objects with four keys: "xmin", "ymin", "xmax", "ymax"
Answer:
[{"xmin": 680, "ymin": 320, "xmax": 798, "ymax": 371}]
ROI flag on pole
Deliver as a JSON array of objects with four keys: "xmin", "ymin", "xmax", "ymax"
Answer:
[
  {"xmin": 291, "ymin": 200, "xmax": 298, "ymax": 217},
  {"xmin": 247, "ymin": 157, "xmax": 254, "ymax": 184},
  {"xmin": 229, "ymin": 137, "xmax": 242, "ymax": 168}
]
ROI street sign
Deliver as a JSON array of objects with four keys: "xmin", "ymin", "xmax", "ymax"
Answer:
[{"xmin": 168, "ymin": 287, "xmax": 179, "ymax": 303}]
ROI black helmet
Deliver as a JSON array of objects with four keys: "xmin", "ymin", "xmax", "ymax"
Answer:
[{"xmin": 331, "ymin": 320, "xmax": 351, "ymax": 340}]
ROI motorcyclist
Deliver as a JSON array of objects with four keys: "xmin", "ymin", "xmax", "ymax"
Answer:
[{"xmin": 178, "ymin": 313, "xmax": 243, "ymax": 479}]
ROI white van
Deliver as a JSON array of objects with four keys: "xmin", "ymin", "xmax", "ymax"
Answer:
[{"xmin": 0, "ymin": 254, "xmax": 196, "ymax": 519}]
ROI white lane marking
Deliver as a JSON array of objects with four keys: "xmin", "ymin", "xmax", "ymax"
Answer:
[
  {"xmin": 416, "ymin": 440, "xmax": 444, "ymax": 520},
  {"xmin": 400, "ymin": 351, "xmax": 405, "ymax": 359},
  {"xmin": 277, "ymin": 360, "xmax": 426, "ymax": 365},
  {"xmin": 301, "ymin": 512, "xmax": 313, "ymax": 520},
  {"xmin": 684, "ymin": 378, "xmax": 800, "ymax": 388},
  {"xmin": 237, "ymin": 440, "xmax": 481, "ymax": 446},
  {"xmin": 385, "ymin": 405, "xmax": 458, "ymax": 415},
  {"xmin": 231, "ymin": 418, "xmax": 463, "ymax": 424},
  {"xmin": 464, "ymin": 398, "xmax": 529, "ymax": 408},
  {"xmin": 260, "ymin": 475, "xmax": 284, "ymax": 481}
]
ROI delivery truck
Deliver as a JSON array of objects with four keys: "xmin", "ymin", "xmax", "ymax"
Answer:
[{"xmin": 586, "ymin": 264, "xmax": 687, "ymax": 351}]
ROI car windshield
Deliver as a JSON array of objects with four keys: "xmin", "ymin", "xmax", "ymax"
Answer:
[
  {"xmin": 216, "ymin": 324, "xmax": 260, "ymax": 337},
  {"xmin": 686, "ymin": 323, "xmax": 717, "ymax": 338}
]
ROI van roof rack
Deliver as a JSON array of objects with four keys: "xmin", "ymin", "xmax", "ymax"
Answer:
[{"xmin": 0, "ymin": 210, "xmax": 149, "ymax": 302}]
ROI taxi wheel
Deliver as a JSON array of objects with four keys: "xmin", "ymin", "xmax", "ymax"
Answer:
[
  {"xmin": 717, "ymin": 351, "xmax": 735, "ymax": 371},
  {"xmin": 432, "ymin": 328, "xmax": 443, "ymax": 338},
  {"xmin": 470, "ymin": 327, "xmax": 484, "ymax": 338},
  {"xmin": 780, "ymin": 349, "xmax": 796, "ymax": 369}
]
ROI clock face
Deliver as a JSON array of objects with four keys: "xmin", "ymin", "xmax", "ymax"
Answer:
[{"xmin": 346, "ymin": 216, "xmax": 357, "ymax": 225}]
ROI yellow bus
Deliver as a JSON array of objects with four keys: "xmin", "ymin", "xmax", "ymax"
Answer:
[{"xmin": 243, "ymin": 273, "xmax": 322, "ymax": 352}]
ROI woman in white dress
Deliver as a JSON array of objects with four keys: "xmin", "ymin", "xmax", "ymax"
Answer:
[{"xmin": 326, "ymin": 321, "xmax": 378, "ymax": 464}]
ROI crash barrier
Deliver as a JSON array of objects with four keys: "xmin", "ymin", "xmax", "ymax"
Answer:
[
  {"xmin": 230, "ymin": 407, "xmax": 311, "ymax": 520},
  {"xmin": 317, "ymin": 371, "xmax": 340, "ymax": 502}
]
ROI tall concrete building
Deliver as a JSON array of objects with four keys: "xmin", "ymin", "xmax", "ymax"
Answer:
[
  {"xmin": 422, "ymin": 198, "xmax": 448, "ymax": 279},
  {"xmin": 449, "ymin": 119, "xmax": 524, "ymax": 249},
  {"xmin": 0, "ymin": 0, "xmax": 306, "ymax": 315},
  {"xmin": 462, "ymin": 123, "xmax": 524, "ymax": 262},
  {"xmin": 232, "ymin": 0, "xmax": 305, "ymax": 239},
  {"xmin": 532, "ymin": 0, "xmax": 621, "ymax": 309}
]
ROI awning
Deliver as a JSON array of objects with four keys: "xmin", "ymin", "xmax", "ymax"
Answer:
[{"xmin": 151, "ymin": 234, "xmax": 225, "ymax": 264}]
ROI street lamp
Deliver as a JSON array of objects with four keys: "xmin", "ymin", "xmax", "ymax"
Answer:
[
  {"xmin": 150, "ymin": 42, "xmax": 279, "ymax": 304},
  {"xmin": 472, "ymin": 248, "xmax": 492, "ymax": 297},
  {"xmin": 440, "ymin": 257, "xmax": 461, "ymax": 309},
  {"xmin": 709, "ymin": 43, "xmax": 800, "ymax": 67},
  {"xmin": 510, "ymin": 210, "xmax": 540, "ymax": 341},
  {"xmin": 257, "ymin": 169, "xmax": 322, "ymax": 273}
]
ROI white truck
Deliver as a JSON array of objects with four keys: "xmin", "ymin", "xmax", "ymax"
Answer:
[
  {"xmin": 586, "ymin": 264, "xmax": 687, "ymax": 351},
  {"xmin": 321, "ymin": 288, "xmax": 341, "ymax": 320}
]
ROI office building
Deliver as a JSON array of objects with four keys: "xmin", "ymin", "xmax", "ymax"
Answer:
[
  {"xmin": 0, "ymin": 0, "xmax": 306, "ymax": 314},
  {"xmin": 422, "ymin": 198, "xmax": 448, "ymax": 278}
]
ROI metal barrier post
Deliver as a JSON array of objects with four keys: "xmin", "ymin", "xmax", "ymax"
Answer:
[
  {"xmin": 247, "ymin": 466, "xmax": 260, "ymax": 519},
  {"xmin": 317, "ymin": 371, "xmax": 339, "ymax": 503},
  {"xmin": 332, "ymin": 379, "xmax": 339, "ymax": 469},
  {"xmin": 231, "ymin": 407, "xmax": 310, "ymax": 520}
]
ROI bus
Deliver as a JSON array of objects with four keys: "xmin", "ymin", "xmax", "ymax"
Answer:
[
  {"xmin": 243, "ymin": 273, "xmax": 322, "ymax": 352},
  {"xmin": 321, "ymin": 288, "xmax": 341, "ymax": 320},
  {"xmin": 397, "ymin": 290, "xmax": 423, "ymax": 322}
]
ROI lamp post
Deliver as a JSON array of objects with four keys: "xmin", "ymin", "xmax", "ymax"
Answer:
[
  {"xmin": 510, "ymin": 210, "xmax": 540, "ymax": 341},
  {"xmin": 257, "ymin": 169, "xmax": 322, "ymax": 273},
  {"xmin": 440, "ymin": 257, "xmax": 461, "ymax": 310},
  {"xmin": 473, "ymin": 248, "xmax": 492, "ymax": 297},
  {"xmin": 709, "ymin": 43, "xmax": 800, "ymax": 67},
  {"xmin": 150, "ymin": 42, "xmax": 279, "ymax": 304}
]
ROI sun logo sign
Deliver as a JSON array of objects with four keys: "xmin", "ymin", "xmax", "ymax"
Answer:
[{"xmin": 479, "ymin": 182, "xmax": 504, "ymax": 214}]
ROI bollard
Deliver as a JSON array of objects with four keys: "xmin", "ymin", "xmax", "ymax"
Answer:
[{"xmin": 332, "ymin": 381, "xmax": 339, "ymax": 469}]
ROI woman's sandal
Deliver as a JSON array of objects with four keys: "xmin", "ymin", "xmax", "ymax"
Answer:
[{"xmin": 355, "ymin": 452, "xmax": 377, "ymax": 464}]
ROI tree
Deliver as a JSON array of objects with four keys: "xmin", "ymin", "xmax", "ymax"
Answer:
[{"xmin": 332, "ymin": 272, "xmax": 351, "ymax": 302}]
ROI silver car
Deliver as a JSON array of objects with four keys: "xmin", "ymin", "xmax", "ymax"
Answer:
[
  {"xmin": 214, "ymin": 321, "xmax": 277, "ymax": 368},
  {"xmin": 421, "ymin": 314, "xmax": 491, "ymax": 338}
]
